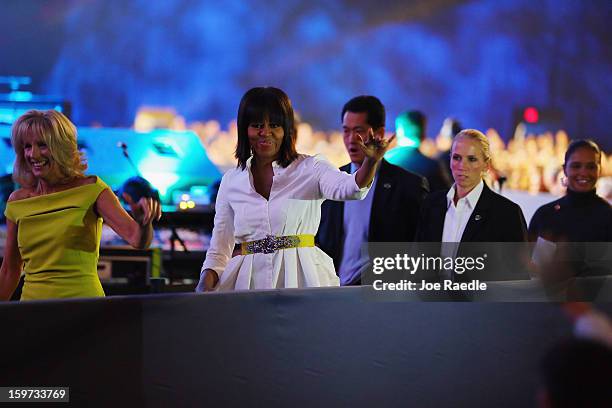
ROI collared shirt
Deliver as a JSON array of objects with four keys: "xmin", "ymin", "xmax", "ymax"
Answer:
[
  {"xmin": 441, "ymin": 180, "xmax": 484, "ymax": 259},
  {"xmin": 338, "ymin": 163, "xmax": 378, "ymax": 286},
  {"xmin": 199, "ymin": 154, "xmax": 371, "ymax": 291}
]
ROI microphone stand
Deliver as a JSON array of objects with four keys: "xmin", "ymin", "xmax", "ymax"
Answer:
[
  {"xmin": 118, "ymin": 142, "xmax": 142, "ymax": 177},
  {"xmin": 117, "ymin": 143, "xmax": 193, "ymax": 283},
  {"xmin": 169, "ymin": 227, "xmax": 189, "ymax": 253},
  {"xmin": 117, "ymin": 142, "xmax": 190, "ymax": 285}
]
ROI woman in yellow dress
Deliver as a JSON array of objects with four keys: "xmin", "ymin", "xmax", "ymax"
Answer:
[{"xmin": 0, "ymin": 110, "xmax": 161, "ymax": 300}]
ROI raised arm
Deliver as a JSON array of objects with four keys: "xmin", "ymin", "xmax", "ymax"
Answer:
[
  {"xmin": 315, "ymin": 156, "xmax": 368, "ymax": 201},
  {"xmin": 0, "ymin": 219, "xmax": 23, "ymax": 301},
  {"xmin": 354, "ymin": 130, "xmax": 395, "ymax": 188},
  {"xmin": 95, "ymin": 189, "xmax": 161, "ymax": 249},
  {"xmin": 317, "ymin": 131, "xmax": 395, "ymax": 201}
]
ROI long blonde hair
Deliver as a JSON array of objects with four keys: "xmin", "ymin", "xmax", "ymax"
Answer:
[{"xmin": 11, "ymin": 110, "xmax": 87, "ymax": 187}]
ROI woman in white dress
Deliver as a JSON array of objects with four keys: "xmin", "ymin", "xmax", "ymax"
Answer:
[{"xmin": 196, "ymin": 87, "xmax": 394, "ymax": 291}]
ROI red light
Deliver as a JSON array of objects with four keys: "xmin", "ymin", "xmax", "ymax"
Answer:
[{"xmin": 523, "ymin": 107, "xmax": 539, "ymax": 123}]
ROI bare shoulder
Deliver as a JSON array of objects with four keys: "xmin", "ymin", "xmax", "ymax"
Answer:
[{"xmin": 7, "ymin": 188, "xmax": 34, "ymax": 202}]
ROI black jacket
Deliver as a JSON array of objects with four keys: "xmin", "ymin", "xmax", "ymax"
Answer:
[
  {"xmin": 415, "ymin": 182, "xmax": 528, "ymax": 281},
  {"xmin": 528, "ymin": 189, "xmax": 612, "ymax": 243},
  {"xmin": 416, "ymin": 182, "xmax": 527, "ymax": 243},
  {"xmin": 528, "ymin": 189, "xmax": 612, "ymax": 278},
  {"xmin": 317, "ymin": 159, "xmax": 429, "ymax": 271}
]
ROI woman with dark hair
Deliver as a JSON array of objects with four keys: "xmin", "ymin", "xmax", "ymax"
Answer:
[
  {"xmin": 528, "ymin": 140, "xmax": 611, "ymax": 279},
  {"xmin": 0, "ymin": 110, "xmax": 161, "ymax": 301},
  {"xmin": 197, "ymin": 87, "xmax": 393, "ymax": 291},
  {"xmin": 529, "ymin": 139, "xmax": 611, "ymax": 243}
]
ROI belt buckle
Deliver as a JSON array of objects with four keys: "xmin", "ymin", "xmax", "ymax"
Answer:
[
  {"xmin": 245, "ymin": 234, "xmax": 276, "ymax": 254},
  {"xmin": 261, "ymin": 235, "xmax": 277, "ymax": 254},
  {"xmin": 246, "ymin": 235, "xmax": 301, "ymax": 254}
]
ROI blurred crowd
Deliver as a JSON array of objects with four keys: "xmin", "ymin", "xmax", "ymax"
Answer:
[{"xmin": 134, "ymin": 108, "xmax": 612, "ymax": 199}]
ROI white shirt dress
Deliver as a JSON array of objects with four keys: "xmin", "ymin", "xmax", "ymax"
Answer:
[{"xmin": 198, "ymin": 154, "xmax": 369, "ymax": 291}]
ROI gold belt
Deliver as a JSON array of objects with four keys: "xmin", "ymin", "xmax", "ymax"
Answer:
[{"xmin": 240, "ymin": 234, "xmax": 315, "ymax": 255}]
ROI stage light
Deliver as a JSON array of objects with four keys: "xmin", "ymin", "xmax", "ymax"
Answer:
[
  {"xmin": 140, "ymin": 171, "xmax": 179, "ymax": 198},
  {"xmin": 8, "ymin": 91, "xmax": 33, "ymax": 102},
  {"xmin": 523, "ymin": 107, "xmax": 539, "ymax": 124},
  {"xmin": 395, "ymin": 113, "xmax": 420, "ymax": 147},
  {"xmin": 190, "ymin": 186, "xmax": 207, "ymax": 196}
]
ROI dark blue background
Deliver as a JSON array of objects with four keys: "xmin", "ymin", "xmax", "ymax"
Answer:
[{"xmin": 1, "ymin": 0, "xmax": 610, "ymax": 147}]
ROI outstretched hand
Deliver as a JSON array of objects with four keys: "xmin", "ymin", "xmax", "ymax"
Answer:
[
  {"xmin": 356, "ymin": 129, "xmax": 396, "ymax": 162},
  {"xmin": 123, "ymin": 193, "xmax": 162, "ymax": 225}
]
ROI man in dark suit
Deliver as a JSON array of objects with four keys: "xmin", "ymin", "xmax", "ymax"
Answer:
[
  {"xmin": 385, "ymin": 110, "xmax": 452, "ymax": 193},
  {"xmin": 317, "ymin": 96, "xmax": 429, "ymax": 286}
]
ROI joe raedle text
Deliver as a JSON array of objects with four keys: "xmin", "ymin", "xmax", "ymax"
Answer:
[
  {"xmin": 370, "ymin": 253, "xmax": 489, "ymax": 292},
  {"xmin": 372, "ymin": 279, "xmax": 487, "ymax": 291}
]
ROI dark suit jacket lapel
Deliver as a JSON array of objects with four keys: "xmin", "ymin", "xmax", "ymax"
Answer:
[
  {"xmin": 334, "ymin": 163, "xmax": 351, "ymax": 227},
  {"xmin": 369, "ymin": 160, "xmax": 393, "ymax": 239},
  {"xmin": 460, "ymin": 182, "xmax": 492, "ymax": 242},
  {"xmin": 340, "ymin": 163, "xmax": 351, "ymax": 173},
  {"xmin": 430, "ymin": 194, "xmax": 447, "ymax": 241},
  {"xmin": 316, "ymin": 165, "xmax": 348, "ymax": 269},
  {"xmin": 339, "ymin": 163, "xmax": 351, "ymax": 226},
  {"xmin": 333, "ymin": 163, "xmax": 350, "ymax": 250}
]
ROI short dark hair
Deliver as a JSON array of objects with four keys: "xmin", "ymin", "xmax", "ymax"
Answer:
[
  {"xmin": 540, "ymin": 339, "xmax": 612, "ymax": 408},
  {"xmin": 235, "ymin": 87, "xmax": 298, "ymax": 170},
  {"xmin": 406, "ymin": 110, "xmax": 427, "ymax": 141},
  {"xmin": 450, "ymin": 119, "xmax": 463, "ymax": 137},
  {"xmin": 563, "ymin": 139, "xmax": 602, "ymax": 167},
  {"xmin": 341, "ymin": 95, "xmax": 385, "ymax": 129}
]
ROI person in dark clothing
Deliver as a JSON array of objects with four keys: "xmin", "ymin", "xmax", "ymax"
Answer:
[
  {"xmin": 435, "ymin": 117, "xmax": 463, "ymax": 179},
  {"xmin": 538, "ymin": 338, "xmax": 612, "ymax": 408},
  {"xmin": 416, "ymin": 128, "xmax": 527, "ymax": 243},
  {"xmin": 416, "ymin": 129, "xmax": 528, "ymax": 282},
  {"xmin": 317, "ymin": 96, "xmax": 429, "ymax": 286},
  {"xmin": 385, "ymin": 110, "xmax": 452, "ymax": 193},
  {"xmin": 529, "ymin": 140, "xmax": 611, "ymax": 279},
  {"xmin": 529, "ymin": 139, "xmax": 611, "ymax": 243}
]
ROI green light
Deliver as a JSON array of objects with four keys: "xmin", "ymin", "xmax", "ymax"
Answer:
[
  {"xmin": 190, "ymin": 186, "xmax": 208, "ymax": 197},
  {"xmin": 141, "ymin": 171, "xmax": 179, "ymax": 198},
  {"xmin": 395, "ymin": 113, "xmax": 420, "ymax": 148}
]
